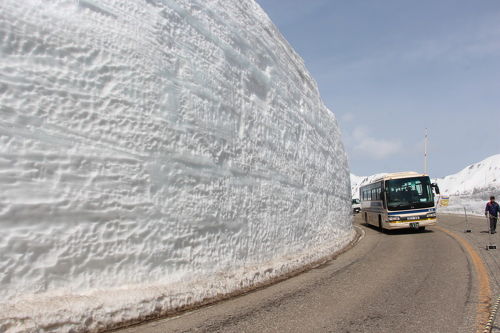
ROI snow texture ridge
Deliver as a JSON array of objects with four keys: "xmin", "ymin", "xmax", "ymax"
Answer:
[{"xmin": 0, "ymin": 0, "xmax": 352, "ymax": 331}]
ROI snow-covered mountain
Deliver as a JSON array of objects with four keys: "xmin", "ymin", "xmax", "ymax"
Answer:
[
  {"xmin": 350, "ymin": 173, "xmax": 387, "ymax": 199},
  {"xmin": 435, "ymin": 154, "xmax": 500, "ymax": 196},
  {"xmin": 0, "ymin": 0, "xmax": 351, "ymax": 331},
  {"xmin": 433, "ymin": 154, "xmax": 500, "ymax": 215},
  {"xmin": 350, "ymin": 154, "xmax": 500, "ymax": 215}
]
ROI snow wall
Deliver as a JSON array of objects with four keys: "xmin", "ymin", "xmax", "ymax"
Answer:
[{"xmin": 0, "ymin": 0, "xmax": 352, "ymax": 331}]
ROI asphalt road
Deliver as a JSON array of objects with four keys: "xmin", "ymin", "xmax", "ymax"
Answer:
[{"xmin": 116, "ymin": 215, "xmax": 478, "ymax": 333}]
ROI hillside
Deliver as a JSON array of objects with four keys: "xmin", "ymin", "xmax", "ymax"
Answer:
[
  {"xmin": 350, "ymin": 173, "xmax": 387, "ymax": 199},
  {"xmin": 435, "ymin": 154, "xmax": 500, "ymax": 196},
  {"xmin": 435, "ymin": 154, "xmax": 500, "ymax": 215}
]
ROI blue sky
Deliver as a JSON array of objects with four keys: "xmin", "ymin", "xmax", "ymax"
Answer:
[{"xmin": 255, "ymin": 0, "xmax": 500, "ymax": 177}]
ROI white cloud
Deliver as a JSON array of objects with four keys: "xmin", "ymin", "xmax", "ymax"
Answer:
[
  {"xmin": 341, "ymin": 112, "xmax": 355, "ymax": 123},
  {"xmin": 352, "ymin": 126, "xmax": 403, "ymax": 160}
]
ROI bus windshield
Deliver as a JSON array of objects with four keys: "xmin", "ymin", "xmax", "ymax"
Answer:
[{"xmin": 385, "ymin": 177, "xmax": 434, "ymax": 211}]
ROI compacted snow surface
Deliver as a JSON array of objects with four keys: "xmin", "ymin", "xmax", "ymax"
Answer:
[{"xmin": 0, "ymin": 0, "xmax": 352, "ymax": 331}]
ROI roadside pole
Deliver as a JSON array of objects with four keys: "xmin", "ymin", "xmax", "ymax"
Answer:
[{"xmin": 464, "ymin": 207, "xmax": 471, "ymax": 233}]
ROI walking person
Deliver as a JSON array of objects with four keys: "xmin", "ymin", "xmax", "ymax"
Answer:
[{"xmin": 485, "ymin": 196, "xmax": 499, "ymax": 234}]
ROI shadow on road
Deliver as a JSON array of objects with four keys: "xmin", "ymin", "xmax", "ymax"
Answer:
[{"xmin": 360, "ymin": 223, "xmax": 435, "ymax": 236}]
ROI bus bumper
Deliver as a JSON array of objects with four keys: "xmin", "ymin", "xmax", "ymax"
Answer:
[{"xmin": 384, "ymin": 219, "xmax": 437, "ymax": 230}]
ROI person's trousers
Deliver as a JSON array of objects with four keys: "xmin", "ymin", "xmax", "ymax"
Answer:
[{"xmin": 489, "ymin": 216, "xmax": 497, "ymax": 233}]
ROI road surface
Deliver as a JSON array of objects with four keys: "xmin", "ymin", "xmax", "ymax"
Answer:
[{"xmin": 115, "ymin": 215, "xmax": 480, "ymax": 332}]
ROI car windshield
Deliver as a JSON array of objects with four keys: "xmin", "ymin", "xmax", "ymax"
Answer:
[
  {"xmin": 352, "ymin": 199, "xmax": 360, "ymax": 204},
  {"xmin": 385, "ymin": 177, "xmax": 434, "ymax": 211}
]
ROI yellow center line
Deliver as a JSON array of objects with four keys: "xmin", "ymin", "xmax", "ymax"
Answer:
[{"xmin": 434, "ymin": 226, "xmax": 491, "ymax": 333}]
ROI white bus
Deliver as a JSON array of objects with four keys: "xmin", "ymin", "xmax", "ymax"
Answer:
[{"xmin": 360, "ymin": 172, "xmax": 440, "ymax": 231}]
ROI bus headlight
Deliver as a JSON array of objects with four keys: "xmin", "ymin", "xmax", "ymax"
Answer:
[
  {"xmin": 387, "ymin": 216, "xmax": 400, "ymax": 222},
  {"xmin": 427, "ymin": 212, "xmax": 437, "ymax": 218}
]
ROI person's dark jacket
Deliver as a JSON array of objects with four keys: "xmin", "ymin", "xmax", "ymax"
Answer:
[{"xmin": 485, "ymin": 201, "xmax": 500, "ymax": 217}]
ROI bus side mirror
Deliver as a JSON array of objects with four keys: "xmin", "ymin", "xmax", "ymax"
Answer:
[{"xmin": 431, "ymin": 183, "xmax": 440, "ymax": 195}]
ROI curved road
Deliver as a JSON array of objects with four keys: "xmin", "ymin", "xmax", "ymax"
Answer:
[{"xmin": 117, "ymin": 216, "xmax": 478, "ymax": 333}]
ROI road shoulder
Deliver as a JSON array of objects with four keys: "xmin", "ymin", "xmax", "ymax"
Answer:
[{"xmin": 437, "ymin": 214, "xmax": 500, "ymax": 333}]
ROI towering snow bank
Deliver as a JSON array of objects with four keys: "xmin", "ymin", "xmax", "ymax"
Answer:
[
  {"xmin": 435, "ymin": 154, "xmax": 500, "ymax": 215},
  {"xmin": 0, "ymin": 0, "xmax": 351, "ymax": 331}
]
